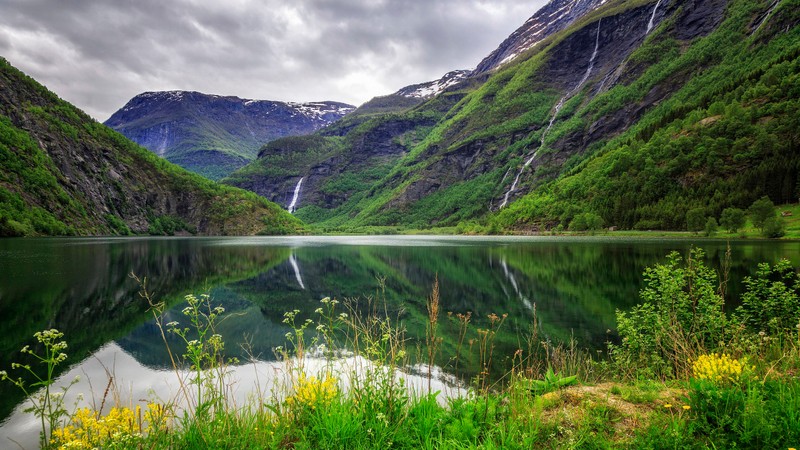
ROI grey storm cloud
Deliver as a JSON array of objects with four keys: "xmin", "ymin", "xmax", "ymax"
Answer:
[{"xmin": 0, "ymin": 0, "xmax": 547, "ymax": 121}]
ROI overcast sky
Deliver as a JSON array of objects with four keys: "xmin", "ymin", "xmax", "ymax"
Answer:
[{"xmin": 0, "ymin": 0, "xmax": 547, "ymax": 121}]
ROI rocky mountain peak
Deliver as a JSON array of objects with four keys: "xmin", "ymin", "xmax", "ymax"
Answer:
[
  {"xmin": 473, "ymin": 0, "xmax": 609, "ymax": 75},
  {"xmin": 394, "ymin": 70, "xmax": 472, "ymax": 99}
]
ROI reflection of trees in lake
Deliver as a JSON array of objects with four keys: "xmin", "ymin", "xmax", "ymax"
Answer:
[{"xmin": 3, "ymin": 238, "xmax": 798, "ymax": 421}]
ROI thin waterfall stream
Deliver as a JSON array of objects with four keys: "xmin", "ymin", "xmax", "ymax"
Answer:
[
  {"xmin": 751, "ymin": 0, "xmax": 781, "ymax": 35},
  {"xmin": 287, "ymin": 177, "xmax": 304, "ymax": 214},
  {"xmin": 499, "ymin": 19, "xmax": 602, "ymax": 209},
  {"xmin": 597, "ymin": 0, "xmax": 669, "ymax": 95},
  {"xmin": 646, "ymin": 0, "xmax": 664, "ymax": 34}
]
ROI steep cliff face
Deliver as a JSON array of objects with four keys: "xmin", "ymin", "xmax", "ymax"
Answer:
[
  {"xmin": 105, "ymin": 91, "xmax": 354, "ymax": 180},
  {"xmin": 227, "ymin": 0, "xmax": 800, "ymax": 231},
  {"xmin": 0, "ymin": 58, "xmax": 303, "ymax": 236}
]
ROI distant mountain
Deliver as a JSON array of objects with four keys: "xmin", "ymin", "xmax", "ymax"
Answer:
[
  {"xmin": 394, "ymin": 70, "xmax": 473, "ymax": 100},
  {"xmin": 348, "ymin": 70, "xmax": 471, "ymax": 117},
  {"xmin": 0, "ymin": 58, "xmax": 303, "ymax": 237},
  {"xmin": 225, "ymin": 0, "xmax": 800, "ymax": 233},
  {"xmin": 104, "ymin": 91, "xmax": 355, "ymax": 180},
  {"xmin": 473, "ymin": 0, "xmax": 609, "ymax": 74}
]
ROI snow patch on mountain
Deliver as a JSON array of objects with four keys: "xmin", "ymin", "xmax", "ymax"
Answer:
[
  {"xmin": 473, "ymin": 0, "xmax": 609, "ymax": 74},
  {"xmin": 115, "ymin": 91, "xmax": 354, "ymax": 126},
  {"xmin": 286, "ymin": 101, "xmax": 356, "ymax": 122},
  {"xmin": 394, "ymin": 70, "xmax": 472, "ymax": 99}
]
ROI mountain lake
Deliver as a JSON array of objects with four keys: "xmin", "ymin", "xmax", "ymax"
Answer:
[{"xmin": 1, "ymin": 235, "xmax": 798, "ymax": 446}]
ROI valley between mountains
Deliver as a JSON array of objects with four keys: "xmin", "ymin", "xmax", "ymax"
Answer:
[{"xmin": 2, "ymin": 0, "xmax": 799, "ymax": 237}]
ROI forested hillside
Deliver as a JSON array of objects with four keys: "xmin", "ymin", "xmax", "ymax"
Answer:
[
  {"xmin": 226, "ymin": 0, "xmax": 799, "ymax": 232},
  {"xmin": 495, "ymin": 0, "xmax": 800, "ymax": 231}
]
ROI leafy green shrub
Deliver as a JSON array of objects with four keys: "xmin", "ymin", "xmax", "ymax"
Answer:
[
  {"xmin": 0, "ymin": 214, "xmax": 28, "ymax": 236},
  {"xmin": 686, "ymin": 208, "xmax": 706, "ymax": 233},
  {"xmin": 736, "ymin": 259, "xmax": 800, "ymax": 335},
  {"xmin": 569, "ymin": 212, "xmax": 604, "ymax": 232},
  {"xmin": 148, "ymin": 215, "xmax": 195, "ymax": 236},
  {"xmin": 748, "ymin": 196, "xmax": 776, "ymax": 231},
  {"xmin": 104, "ymin": 214, "xmax": 131, "ymax": 236},
  {"xmin": 719, "ymin": 207, "xmax": 746, "ymax": 233},
  {"xmin": 633, "ymin": 219, "xmax": 662, "ymax": 231},
  {"xmin": 610, "ymin": 248, "xmax": 729, "ymax": 379},
  {"xmin": 704, "ymin": 217, "xmax": 719, "ymax": 237},
  {"xmin": 761, "ymin": 216, "xmax": 785, "ymax": 238}
]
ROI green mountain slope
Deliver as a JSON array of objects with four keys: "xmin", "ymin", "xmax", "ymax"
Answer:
[
  {"xmin": 0, "ymin": 58, "xmax": 304, "ymax": 237},
  {"xmin": 494, "ymin": 0, "xmax": 800, "ymax": 231},
  {"xmin": 226, "ymin": 0, "xmax": 799, "ymax": 232}
]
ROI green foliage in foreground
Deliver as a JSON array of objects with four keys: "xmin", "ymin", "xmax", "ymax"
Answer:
[{"xmin": 4, "ymin": 250, "xmax": 800, "ymax": 449}]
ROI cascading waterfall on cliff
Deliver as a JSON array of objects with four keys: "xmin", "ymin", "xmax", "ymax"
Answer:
[
  {"xmin": 751, "ymin": 0, "xmax": 781, "ymax": 35},
  {"xmin": 499, "ymin": 19, "xmax": 602, "ymax": 209},
  {"xmin": 596, "ymin": 0, "xmax": 667, "ymax": 95},
  {"xmin": 646, "ymin": 0, "xmax": 664, "ymax": 33},
  {"xmin": 287, "ymin": 177, "xmax": 304, "ymax": 214}
]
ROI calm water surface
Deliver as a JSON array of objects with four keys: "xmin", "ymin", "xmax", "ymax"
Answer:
[{"xmin": 1, "ymin": 236, "xmax": 798, "ymax": 446}]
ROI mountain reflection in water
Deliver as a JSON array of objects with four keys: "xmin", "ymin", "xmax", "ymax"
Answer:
[{"xmin": 1, "ymin": 236, "xmax": 798, "ymax": 444}]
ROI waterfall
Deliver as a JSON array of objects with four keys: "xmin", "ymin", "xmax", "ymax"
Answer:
[
  {"xmin": 751, "ymin": 0, "xmax": 781, "ymax": 35},
  {"xmin": 499, "ymin": 155, "xmax": 536, "ymax": 209},
  {"xmin": 580, "ymin": 20, "xmax": 602, "ymax": 88},
  {"xmin": 499, "ymin": 20, "xmax": 602, "ymax": 209},
  {"xmin": 287, "ymin": 177, "xmax": 304, "ymax": 214},
  {"xmin": 646, "ymin": 0, "xmax": 664, "ymax": 34},
  {"xmin": 597, "ymin": 0, "xmax": 668, "ymax": 98},
  {"xmin": 289, "ymin": 253, "xmax": 305, "ymax": 290}
]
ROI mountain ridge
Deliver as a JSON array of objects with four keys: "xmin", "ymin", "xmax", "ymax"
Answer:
[
  {"xmin": 105, "ymin": 90, "xmax": 355, "ymax": 180},
  {"xmin": 473, "ymin": 0, "xmax": 611, "ymax": 75},
  {"xmin": 224, "ymin": 0, "xmax": 800, "ymax": 232}
]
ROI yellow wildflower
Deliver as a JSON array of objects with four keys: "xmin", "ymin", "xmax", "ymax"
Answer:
[
  {"xmin": 691, "ymin": 353, "xmax": 747, "ymax": 385},
  {"xmin": 51, "ymin": 403, "xmax": 169, "ymax": 449},
  {"xmin": 286, "ymin": 372, "xmax": 338, "ymax": 411},
  {"xmin": 663, "ymin": 404, "xmax": 672, "ymax": 408},
  {"xmin": 682, "ymin": 405, "xmax": 691, "ymax": 410},
  {"xmin": 143, "ymin": 403, "xmax": 170, "ymax": 432}
]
